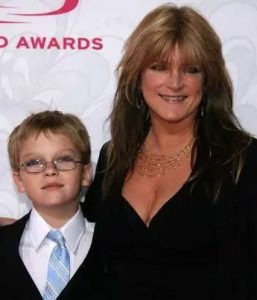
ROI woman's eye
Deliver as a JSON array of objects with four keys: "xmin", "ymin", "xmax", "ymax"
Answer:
[
  {"xmin": 185, "ymin": 66, "xmax": 201, "ymax": 74},
  {"xmin": 150, "ymin": 63, "xmax": 168, "ymax": 71}
]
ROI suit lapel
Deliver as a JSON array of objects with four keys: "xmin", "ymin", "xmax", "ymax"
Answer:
[
  {"xmin": 58, "ymin": 252, "xmax": 98, "ymax": 299},
  {"xmin": 1, "ymin": 208, "xmax": 99, "ymax": 299},
  {"xmin": 58, "ymin": 208, "xmax": 99, "ymax": 299},
  {"xmin": 2, "ymin": 213, "xmax": 43, "ymax": 300}
]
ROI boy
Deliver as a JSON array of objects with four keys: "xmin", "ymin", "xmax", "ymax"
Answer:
[{"xmin": 0, "ymin": 110, "xmax": 98, "ymax": 299}]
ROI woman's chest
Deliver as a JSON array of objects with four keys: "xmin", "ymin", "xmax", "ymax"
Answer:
[
  {"xmin": 103, "ymin": 186, "xmax": 220, "ymax": 254},
  {"xmin": 122, "ymin": 163, "xmax": 191, "ymax": 226}
]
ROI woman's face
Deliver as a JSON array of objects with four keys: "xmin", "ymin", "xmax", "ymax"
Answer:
[{"xmin": 141, "ymin": 45, "xmax": 204, "ymax": 129}]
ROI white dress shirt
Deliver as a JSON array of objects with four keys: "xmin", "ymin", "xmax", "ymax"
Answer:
[{"xmin": 19, "ymin": 206, "xmax": 95, "ymax": 296}]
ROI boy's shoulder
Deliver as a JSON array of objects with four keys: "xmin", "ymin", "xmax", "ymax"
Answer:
[{"xmin": 0, "ymin": 213, "xmax": 29, "ymax": 246}]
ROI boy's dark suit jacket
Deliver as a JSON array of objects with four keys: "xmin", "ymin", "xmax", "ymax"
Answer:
[{"xmin": 0, "ymin": 213, "xmax": 102, "ymax": 300}]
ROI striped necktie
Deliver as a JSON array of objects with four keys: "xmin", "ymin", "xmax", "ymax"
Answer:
[{"xmin": 43, "ymin": 230, "xmax": 70, "ymax": 300}]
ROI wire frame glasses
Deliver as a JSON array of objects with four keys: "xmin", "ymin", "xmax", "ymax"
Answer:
[{"xmin": 19, "ymin": 156, "xmax": 83, "ymax": 173}]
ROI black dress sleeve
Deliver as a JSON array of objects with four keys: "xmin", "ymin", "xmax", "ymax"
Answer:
[
  {"xmin": 239, "ymin": 138, "xmax": 257, "ymax": 299},
  {"xmin": 82, "ymin": 142, "xmax": 109, "ymax": 222},
  {"xmin": 79, "ymin": 143, "xmax": 111, "ymax": 299}
]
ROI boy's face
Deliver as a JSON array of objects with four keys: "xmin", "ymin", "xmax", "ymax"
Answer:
[{"xmin": 12, "ymin": 132, "xmax": 91, "ymax": 215}]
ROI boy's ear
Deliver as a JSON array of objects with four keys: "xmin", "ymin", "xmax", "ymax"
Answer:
[
  {"xmin": 12, "ymin": 172, "xmax": 26, "ymax": 193},
  {"xmin": 81, "ymin": 164, "xmax": 92, "ymax": 187}
]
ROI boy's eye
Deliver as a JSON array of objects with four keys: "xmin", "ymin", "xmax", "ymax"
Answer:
[
  {"xmin": 149, "ymin": 63, "xmax": 168, "ymax": 71},
  {"xmin": 24, "ymin": 159, "xmax": 41, "ymax": 167},
  {"xmin": 56, "ymin": 155, "xmax": 75, "ymax": 162}
]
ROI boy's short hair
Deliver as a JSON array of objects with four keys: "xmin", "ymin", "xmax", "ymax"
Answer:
[{"xmin": 8, "ymin": 110, "xmax": 91, "ymax": 171}]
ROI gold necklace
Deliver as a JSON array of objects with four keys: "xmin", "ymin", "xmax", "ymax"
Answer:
[{"xmin": 136, "ymin": 140, "xmax": 193, "ymax": 177}]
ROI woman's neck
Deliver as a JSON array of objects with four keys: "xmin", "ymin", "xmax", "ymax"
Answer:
[{"xmin": 145, "ymin": 123, "xmax": 195, "ymax": 155}]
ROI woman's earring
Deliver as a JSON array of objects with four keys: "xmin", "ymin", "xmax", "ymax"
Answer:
[
  {"xmin": 135, "ymin": 97, "xmax": 143, "ymax": 109},
  {"xmin": 200, "ymin": 105, "xmax": 204, "ymax": 116},
  {"xmin": 145, "ymin": 109, "xmax": 150, "ymax": 122}
]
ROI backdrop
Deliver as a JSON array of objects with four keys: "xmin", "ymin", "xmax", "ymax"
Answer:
[{"xmin": 1, "ymin": 0, "xmax": 257, "ymax": 219}]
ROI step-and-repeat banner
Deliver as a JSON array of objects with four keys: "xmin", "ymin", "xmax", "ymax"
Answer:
[{"xmin": 1, "ymin": 0, "xmax": 257, "ymax": 218}]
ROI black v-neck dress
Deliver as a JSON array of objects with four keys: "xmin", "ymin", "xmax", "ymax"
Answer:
[{"xmin": 84, "ymin": 140, "xmax": 257, "ymax": 300}]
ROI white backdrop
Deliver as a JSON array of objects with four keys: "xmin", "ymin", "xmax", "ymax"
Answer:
[{"xmin": 1, "ymin": 0, "xmax": 257, "ymax": 219}]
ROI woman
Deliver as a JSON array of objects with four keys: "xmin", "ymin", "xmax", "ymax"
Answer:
[{"xmin": 84, "ymin": 3, "xmax": 257, "ymax": 299}]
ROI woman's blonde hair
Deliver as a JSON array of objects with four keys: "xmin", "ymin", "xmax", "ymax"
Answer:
[
  {"xmin": 117, "ymin": 2, "xmax": 228, "ymax": 105},
  {"xmin": 104, "ymin": 3, "xmax": 251, "ymax": 198}
]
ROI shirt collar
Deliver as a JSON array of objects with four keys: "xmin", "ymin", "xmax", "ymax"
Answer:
[
  {"xmin": 27, "ymin": 208, "xmax": 52, "ymax": 251},
  {"xmin": 27, "ymin": 206, "xmax": 85, "ymax": 254},
  {"xmin": 61, "ymin": 206, "xmax": 85, "ymax": 254}
]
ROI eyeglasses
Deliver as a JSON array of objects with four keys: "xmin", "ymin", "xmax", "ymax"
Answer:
[{"xmin": 19, "ymin": 155, "xmax": 83, "ymax": 173}]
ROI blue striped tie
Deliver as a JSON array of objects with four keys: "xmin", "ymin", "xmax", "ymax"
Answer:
[{"xmin": 43, "ymin": 230, "xmax": 70, "ymax": 300}]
